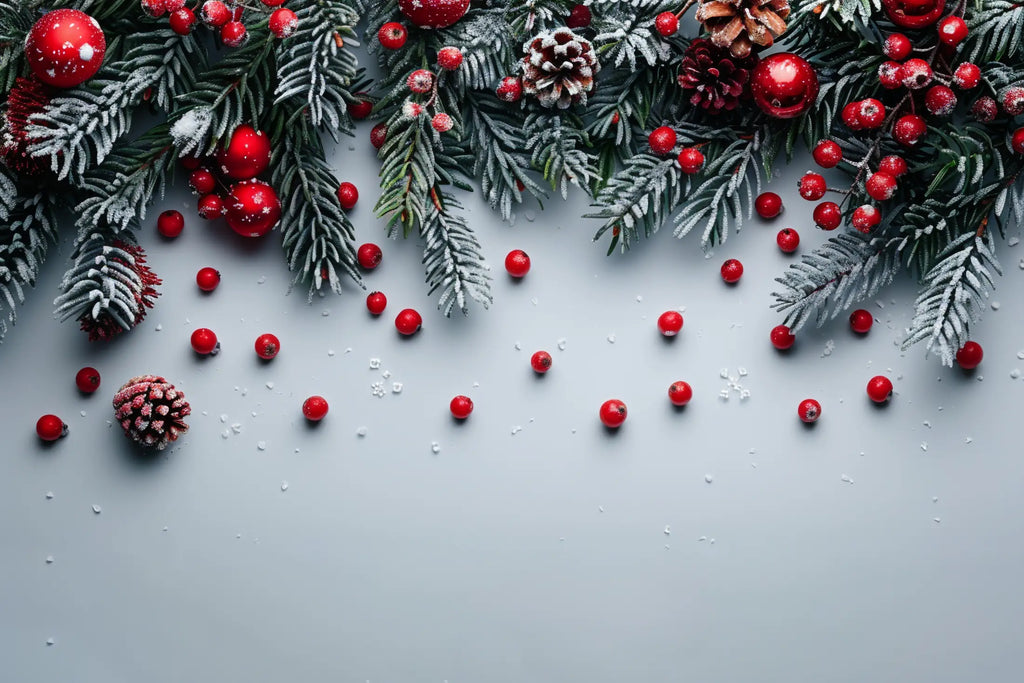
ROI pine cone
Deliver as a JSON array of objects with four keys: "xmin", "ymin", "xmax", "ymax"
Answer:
[
  {"xmin": 78, "ymin": 240, "xmax": 162, "ymax": 342},
  {"xmin": 520, "ymin": 28, "xmax": 600, "ymax": 109},
  {"xmin": 677, "ymin": 39, "xmax": 758, "ymax": 114},
  {"xmin": 695, "ymin": 0, "xmax": 790, "ymax": 59},
  {"xmin": 1, "ymin": 77, "xmax": 52, "ymax": 176},
  {"xmin": 113, "ymin": 375, "xmax": 191, "ymax": 450}
]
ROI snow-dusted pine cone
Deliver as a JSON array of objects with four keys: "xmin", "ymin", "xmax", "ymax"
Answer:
[
  {"xmin": 520, "ymin": 28, "xmax": 600, "ymax": 109},
  {"xmin": 112, "ymin": 375, "xmax": 191, "ymax": 450},
  {"xmin": 695, "ymin": 0, "xmax": 790, "ymax": 58},
  {"xmin": 677, "ymin": 39, "xmax": 758, "ymax": 114}
]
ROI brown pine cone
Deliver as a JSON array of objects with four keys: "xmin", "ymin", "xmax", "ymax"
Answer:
[
  {"xmin": 113, "ymin": 375, "xmax": 191, "ymax": 450},
  {"xmin": 695, "ymin": 0, "xmax": 791, "ymax": 59},
  {"xmin": 677, "ymin": 39, "xmax": 759, "ymax": 114},
  {"xmin": 520, "ymin": 27, "xmax": 600, "ymax": 109}
]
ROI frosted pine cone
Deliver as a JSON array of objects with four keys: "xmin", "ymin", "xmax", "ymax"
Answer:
[
  {"xmin": 520, "ymin": 28, "xmax": 600, "ymax": 109},
  {"xmin": 112, "ymin": 375, "xmax": 191, "ymax": 450},
  {"xmin": 677, "ymin": 39, "xmax": 758, "ymax": 114},
  {"xmin": 695, "ymin": 0, "xmax": 790, "ymax": 59}
]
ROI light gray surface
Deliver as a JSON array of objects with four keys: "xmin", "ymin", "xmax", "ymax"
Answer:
[{"xmin": 2, "ymin": 130, "xmax": 1024, "ymax": 683}]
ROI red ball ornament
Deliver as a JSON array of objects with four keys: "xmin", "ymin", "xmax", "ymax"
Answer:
[
  {"xmin": 531, "ymin": 350, "xmax": 553, "ymax": 373},
  {"xmin": 169, "ymin": 8, "xmax": 197, "ymax": 35},
  {"xmin": 851, "ymin": 204, "xmax": 881, "ymax": 233},
  {"xmin": 255, "ymin": 333, "xmax": 281, "ymax": 359},
  {"xmin": 750, "ymin": 52, "xmax": 819, "ymax": 119},
  {"xmin": 956, "ymin": 341, "xmax": 983, "ymax": 369},
  {"xmin": 770, "ymin": 324, "xmax": 795, "ymax": 350},
  {"xmin": 798, "ymin": 398, "xmax": 821, "ymax": 423},
  {"xmin": 378, "ymin": 22, "xmax": 408, "ymax": 49},
  {"xmin": 75, "ymin": 366, "xmax": 101, "ymax": 393},
  {"xmin": 657, "ymin": 310, "xmax": 684, "ymax": 336},
  {"xmin": 655, "ymin": 11, "xmax": 680, "ymax": 36},
  {"xmin": 882, "ymin": 0, "xmax": 944, "ymax": 29},
  {"xmin": 395, "ymin": 308, "xmax": 423, "ymax": 336},
  {"xmin": 157, "ymin": 210, "xmax": 185, "ymax": 238},
  {"xmin": 883, "ymin": 33, "xmax": 912, "ymax": 60},
  {"xmin": 668, "ymin": 381, "xmax": 693, "ymax": 407},
  {"xmin": 505, "ymin": 249, "xmax": 531, "ymax": 278},
  {"xmin": 812, "ymin": 140, "xmax": 842, "ymax": 168},
  {"xmin": 755, "ymin": 191, "xmax": 783, "ymax": 218},
  {"xmin": 878, "ymin": 155, "xmax": 908, "ymax": 178},
  {"xmin": 798, "ymin": 172, "xmax": 827, "ymax": 201},
  {"xmin": 398, "ymin": 0, "xmax": 470, "ymax": 29},
  {"xmin": 599, "ymin": 399, "xmax": 627, "ymax": 428},
  {"xmin": 677, "ymin": 147, "xmax": 705, "ymax": 174},
  {"xmin": 357, "ymin": 243, "xmax": 382, "ymax": 270},
  {"xmin": 269, "ymin": 8, "xmax": 298, "ymax": 39},
  {"xmin": 892, "ymin": 114, "xmax": 927, "ymax": 146},
  {"xmin": 197, "ymin": 193, "xmax": 224, "ymax": 219},
  {"xmin": 567, "ymin": 4, "xmax": 592, "ymax": 29},
  {"xmin": 190, "ymin": 327, "xmax": 219, "ymax": 355},
  {"xmin": 849, "ymin": 308, "xmax": 873, "ymax": 334},
  {"xmin": 225, "ymin": 180, "xmax": 281, "ymax": 237},
  {"xmin": 437, "ymin": 46, "xmax": 463, "ymax": 70},
  {"xmin": 776, "ymin": 227, "xmax": 799, "ymax": 253},
  {"xmin": 866, "ymin": 375, "xmax": 893, "ymax": 403},
  {"xmin": 720, "ymin": 258, "xmax": 743, "ymax": 284},
  {"xmin": 1011, "ymin": 128, "xmax": 1024, "ymax": 155},
  {"xmin": 36, "ymin": 414, "xmax": 68, "ymax": 442},
  {"xmin": 196, "ymin": 267, "xmax": 221, "ymax": 292},
  {"xmin": 302, "ymin": 396, "xmax": 329, "ymax": 421},
  {"xmin": 216, "ymin": 124, "xmax": 271, "ymax": 180},
  {"xmin": 813, "ymin": 201, "xmax": 842, "ymax": 230},
  {"xmin": 648, "ymin": 126, "xmax": 677, "ymax": 156},
  {"xmin": 337, "ymin": 182, "xmax": 359, "ymax": 210},
  {"xmin": 25, "ymin": 9, "xmax": 106, "ymax": 88},
  {"xmin": 366, "ymin": 291, "xmax": 388, "ymax": 315},
  {"xmin": 866, "ymin": 171, "xmax": 897, "ymax": 201},
  {"xmin": 937, "ymin": 16, "xmax": 968, "ymax": 46},
  {"xmin": 450, "ymin": 395, "xmax": 474, "ymax": 419}
]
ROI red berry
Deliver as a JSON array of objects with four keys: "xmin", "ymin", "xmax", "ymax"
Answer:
[
  {"xmin": 755, "ymin": 191, "xmax": 783, "ymax": 219},
  {"xmin": 866, "ymin": 171, "xmax": 897, "ymax": 201},
  {"xmin": 357, "ymin": 243, "xmax": 382, "ymax": 270},
  {"xmin": 668, "ymin": 381, "xmax": 692, "ymax": 406},
  {"xmin": 395, "ymin": 308, "xmax": 422, "ymax": 336},
  {"xmin": 842, "ymin": 100, "xmax": 865, "ymax": 128},
  {"xmin": 169, "ymin": 7, "xmax": 196, "ymax": 34},
  {"xmin": 813, "ymin": 201, "xmax": 842, "ymax": 230},
  {"xmin": 953, "ymin": 62, "xmax": 981, "ymax": 90},
  {"xmin": 899, "ymin": 59, "xmax": 933, "ymax": 89},
  {"xmin": 1002, "ymin": 87, "xmax": 1024, "ymax": 115},
  {"xmin": 857, "ymin": 98, "xmax": 886, "ymax": 129},
  {"xmin": 449, "ymin": 395, "xmax": 474, "ymax": 419},
  {"xmin": 878, "ymin": 62, "xmax": 902, "ymax": 90},
  {"xmin": 657, "ymin": 310, "xmax": 684, "ymax": 336},
  {"xmin": 937, "ymin": 16, "xmax": 968, "ymax": 46},
  {"xmin": 36, "ymin": 414, "xmax": 67, "ymax": 442},
  {"xmin": 955, "ymin": 340, "xmax": 983, "ymax": 369},
  {"xmin": 812, "ymin": 140, "xmax": 842, "ymax": 168},
  {"xmin": 971, "ymin": 96, "xmax": 999, "ymax": 122},
  {"xmin": 189, "ymin": 168, "xmax": 216, "ymax": 195},
  {"xmin": 566, "ymin": 3, "xmax": 592, "ymax": 28},
  {"xmin": 770, "ymin": 324, "xmax": 795, "ymax": 350},
  {"xmin": 849, "ymin": 308, "xmax": 873, "ymax": 333},
  {"xmin": 302, "ymin": 395, "xmax": 329, "ymax": 421},
  {"xmin": 677, "ymin": 147, "xmax": 705, "ymax": 174},
  {"xmin": 181, "ymin": 155, "xmax": 202, "ymax": 171},
  {"xmin": 269, "ymin": 8, "xmax": 298, "ymax": 39},
  {"xmin": 366, "ymin": 291, "xmax": 388, "ymax": 315},
  {"xmin": 777, "ymin": 227, "xmax": 800, "ymax": 253},
  {"xmin": 220, "ymin": 21, "xmax": 248, "ymax": 47},
  {"xmin": 496, "ymin": 76, "xmax": 522, "ymax": 102},
  {"xmin": 190, "ymin": 327, "xmax": 219, "ymax": 355},
  {"xmin": 798, "ymin": 172, "xmax": 827, "ymax": 200},
  {"xmin": 407, "ymin": 69, "xmax": 434, "ymax": 94},
  {"xmin": 370, "ymin": 122, "xmax": 388, "ymax": 149},
  {"xmin": 648, "ymin": 126, "xmax": 677, "ymax": 156},
  {"xmin": 798, "ymin": 398, "xmax": 821, "ymax": 423},
  {"xmin": 504, "ymin": 249, "xmax": 531, "ymax": 278},
  {"xmin": 1011, "ymin": 128, "xmax": 1024, "ymax": 155},
  {"xmin": 655, "ymin": 11, "xmax": 679, "ymax": 36},
  {"xmin": 349, "ymin": 96, "xmax": 373, "ymax": 119},
  {"xmin": 437, "ymin": 46, "xmax": 463, "ymax": 70},
  {"xmin": 599, "ymin": 399, "xmax": 627, "ymax": 428},
  {"xmin": 531, "ymin": 350, "xmax": 552, "ymax": 373},
  {"xmin": 883, "ymin": 33, "xmax": 912, "ymax": 60},
  {"xmin": 878, "ymin": 155, "xmax": 908, "ymax": 178},
  {"xmin": 141, "ymin": 0, "xmax": 166, "ymax": 18},
  {"xmin": 431, "ymin": 113, "xmax": 453, "ymax": 133},
  {"xmin": 892, "ymin": 114, "xmax": 927, "ymax": 146},
  {"xmin": 866, "ymin": 375, "xmax": 894, "ymax": 403},
  {"xmin": 337, "ymin": 182, "xmax": 358, "ymax": 210},
  {"xmin": 255, "ymin": 333, "xmax": 280, "ymax": 359},
  {"xmin": 851, "ymin": 204, "xmax": 881, "ymax": 233},
  {"xmin": 157, "ymin": 209, "xmax": 184, "ymax": 238},
  {"xmin": 200, "ymin": 0, "xmax": 230, "ymax": 26},
  {"xmin": 378, "ymin": 22, "xmax": 408, "ymax": 50},
  {"xmin": 720, "ymin": 258, "xmax": 743, "ymax": 284},
  {"xmin": 924, "ymin": 85, "xmax": 957, "ymax": 116},
  {"xmin": 196, "ymin": 267, "xmax": 221, "ymax": 292},
  {"xmin": 261, "ymin": 0, "xmax": 286, "ymax": 7},
  {"xmin": 75, "ymin": 366, "xmax": 101, "ymax": 393},
  {"xmin": 197, "ymin": 194, "xmax": 224, "ymax": 219}
]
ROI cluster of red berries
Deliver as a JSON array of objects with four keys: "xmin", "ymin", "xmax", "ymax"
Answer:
[
  {"xmin": 33, "ymin": 366, "xmax": 103, "ymax": 441},
  {"xmin": 390, "ymin": 48, "xmax": 463, "ymax": 133},
  {"xmin": 143, "ymin": 0, "xmax": 298, "ymax": 42},
  {"xmin": 645, "ymin": 125, "xmax": 708, "ymax": 175}
]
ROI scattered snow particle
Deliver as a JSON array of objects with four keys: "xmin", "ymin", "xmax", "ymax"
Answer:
[
  {"xmin": 932, "ymin": 496, "xmax": 939, "ymax": 503},
  {"xmin": 635, "ymin": 295, "xmax": 643, "ymax": 302},
  {"xmin": 281, "ymin": 481, "xmax": 288, "ymax": 491},
  {"xmin": 719, "ymin": 368, "xmax": 729, "ymax": 379},
  {"xmin": 266, "ymin": 381, "xmax": 274, "ymax": 389},
  {"xmin": 663, "ymin": 525, "xmax": 671, "ymax": 536},
  {"xmin": 46, "ymin": 638, "xmax": 54, "ymax": 646},
  {"xmin": 257, "ymin": 441, "xmax": 266, "ymax": 451},
  {"xmin": 381, "ymin": 370, "xmax": 391, "ymax": 379},
  {"xmin": 923, "ymin": 420, "xmax": 931, "ymax": 428},
  {"xmin": 231, "ymin": 423, "xmax": 242, "ymax": 434},
  {"xmin": 704, "ymin": 474, "xmax": 713, "ymax": 484},
  {"xmin": 356, "ymin": 426, "xmax": 368, "ymax": 437},
  {"xmin": 841, "ymin": 474, "xmax": 853, "ymax": 484},
  {"xmin": 221, "ymin": 430, "xmax": 231, "ymax": 439},
  {"xmin": 220, "ymin": 414, "xmax": 228, "ymax": 423},
  {"xmin": 514, "ymin": 341, "xmax": 522, "ymax": 350},
  {"xmin": 739, "ymin": 389, "xmax": 751, "ymax": 400},
  {"xmin": 524, "ymin": 210, "xmax": 536, "ymax": 222},
  {"xmin": 698, "ymin": 536, "xmax": 707, "ymax": 542},
  {"xmin": 991, "ymin": 301, "xmax": 1001, "ymax": 311},
  {"xmin": 321, "ymin": 310, "xmax": 330, "ymax": 317},
  {"xmin": 598, "ymin": 506, "xmax": 604, "ymax": 513},
  {"xmin": 920, "ymin": 442, "xmax": 928, "ymax": 452},
  {"xmin": 511, "ymin": 425, "xmax": 522, "ymax": 435},
  {"xmin": 371, "ymin": 381, "xmax": 386, "ymax": 397},
  {"xmin": 392, "ymin": 382, "xmax": 403, "ymax": 393},
  {"xmin": 1009, "ymin": 236, "xmax": 1020, "ymax": 247},
  {"xmin": 91, "ymin": 505, "xmax": 101, "ymax": 514},
  {"xmin": 45, "ymin": 492, "xmax": 53, "ymax": 500},
  {"xmin": 1011, "ymin": 369, "xmax": 1021, "ymax": 379},
  {"xmin": 1018, "ymin": 258, "xmax": 1024, "ymax": 270},
  {"xmin": 737, "ymin": 367, "xmax": 748, "ymax": 377},
  {"xmin": 327, "ymin": 349, "xmax": 335, "ymax": 357},
  {"xmin": 719, "ymin": 389, "xmax": 730, "ymax": 400},
  {"xmin": 345, "ymin": 348, "xmax": 352, "ymax": 354},
  {"xmin": 607, "ymin": 334, "xmax": 615, "ymax": 343},
  {"xmin": 965, "ymin": 436, "xmax": 973, "ymax": 444},
  {"xmin": 369, "ymin": 358, "xmax": 381, "ymax": 369},
  {"xmin": 821, "ymin": 339, "xmax": 835, "ymax": 357},
  {"xmin": 530, "ymin": 297, "xmax": 538, "ymax": 306},
  {"xmin": 257, "ymin": 275, "xmax": 266, "ymax": 284},
  {"xmin": 710, "ymin": 538, "xmax": 716, "ymax": 544},
  {"xmin": 431, "ymin": 442, "xmax": 441, "ymax": 454},
  {"xmin": 45, "ymin": 555, "xmax": 54, "ymax": 564},
  {"xmin": 79, "ymin": 410, "xmax": 86, "ymax": 417},
  {"xmin": 557, "ymin": 338, "xmax": 567, "ymax": 350},
  {"xmin": 933, "ymin": 517, "xmax": 941, "ymax": 523},
  {"xmin": 155, "ymin": 324, "xmax": 163, "ymax": 331}
]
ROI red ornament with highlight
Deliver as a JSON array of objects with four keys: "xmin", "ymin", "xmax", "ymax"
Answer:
[
  {"xmin": 157, "ymin": 210, "xmax": 185, "ymax": 238},
  {"xmin": 658, "ymin": 311, "xmax": 684, "ymax": 336},
  {"xmin": 750, "ymin": 52, "xmax": 819, "ymax": 119},
  {"xmin": 450, "ymin": 395, "xmax": 474, "ymax": 419},
  {"xmin": 531, "ymin": 350, "xmax": 553, "ymax": 374},
  {"xmin": 225, "ymin": 180, "xmax": 281, "ymax": 237},
  {"xmin": 75, "ymin": 367, "xmax": 101, "ymax": 394},
  {"xmin": 798, "ymin": 398, "xmax": 821, "ymax": 423},
  {"xmin": 777, "ymin": 227, "xmax": 800, "ymax": 253},
  {"xmin": 366, "ymin": 291, "xmax": 388, "ymax": 315},
  {"xmin": 395, "ymin": 308, "xmax": 423, "ymax": 336},
  {"xmin": 337, "ymin": 182, "xmax": 359, "ymax": 210},
  {"xmin": 866, "ymin": 375, "xmax": 893, "ymax": 403},
  {"xmin": 849, "ymin": 309, "xmax": 873, "ymax": 334},
  {"xmin": 505, "ymin": 249, "xmax": 531, "ymax": 278},
  {"xmin": 25, "ymin": 9, "xmax": 106, "ymax": 88},
  {"xmin": 755, "ymin": 191, "xmax": 783, "ymax": 218},
  {"xmin": 358, "ymin": 243, "xmax": 383, "ymax": 270},
  {"xmin": 648, "ymin": 126, "xmax": 677, "ymax": 156},
  {"xmin": 398, "ymin": 0, "xmax": 470, "ymax": 29},
  {"xmin": 770, "ymin": 324, "xmax": 795, "ymax": 350},
  {"xmin": 190, "ymin": 327, "xmax": 219, "ymax": 355},
  {"xmin": 378, "ymin": 22, "xmax": 408, "ymax": 50},
  {"xmin": 216, "ymin": 124, "xmax": 271, "ymax": 180},
  {"xmin": 196, "ymin": 267, "xmax": 220, "ymax": 292},
  {"xmin": 302, "ymin": 396, "xmax": 329, "ymax": 422},
  {"xmin": 720, "ymin": 258, "xmax": 744, "ymax": 283},
  {"xmin": 36, "ymin": 414, "xmax": 68, "ymax": 442},
  {"xmin": 956, "ymin": 341, "xmax": 983, "ymax": 369}
]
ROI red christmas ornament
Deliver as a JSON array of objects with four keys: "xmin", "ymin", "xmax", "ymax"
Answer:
[
  {"xmin": 302, "ymin": 396, "xmax": 329, "ymax": 421},
  {"xmin": 1011, "ymin": 128, "xmax": 1024, "ymax": 155},
  {"xmin": 370, "ymin": 122, "xmax": 388, "ymax": 149},
  {"xmin": 398, "ymin": 0, "xmax": 470, "ymax": 28},
  {"xmin": 366, "ymin": 291, "xmax": 388, "ymax": 315},
  {"xmin": 677, "ymin": 147, "xmax": 705, "ymax": 174},
  {"xmin": 750, "ymin": 53, "xmax": 819, "ymax": 119},
  {"xmin": 866, "ymin": 171, "xmax": 897, "ymax": 201},
  {"xmin": 269, "ymin": 8, "xmax": 298, "ymax": 39},
  {"xmin": 777, "ymin": 227, "xmax": 800, "ymax": 253},
  {"xmin": 496, "ymin": 76, "xmax": 523, "ymax": 102},
  {"xmin": 395, "ymin": 308, "xmax": 423, "ymax": 336},
  {"xmin": 599, "ymin": 399, "xmax": 627, "ymax": 428},
  {"xmin": 798, "ymin": 398, "xmax": 821, "ymax": 423},
  {"xmin": 567, "ymin": 4, "xmax": 592, "ymax": 28},
  {"xmin": 878, "ymin": 155, "xmax": 908, "ymax": 178},
  {"xmin": 892, "ymin": 114, "xmax": 927, "ymax": 146},
  {"xmin": 648, "ymin": 126, "xmax": 677, "ymax": 156},
  {"xmin": 866, "ymin": 375, "xmax": 893, "ymax": 403},
  {"xmin": 36, "ymin": 414, "xmax": 68, "ymax": 442},
  {"xmin": 357, "ymin": 243, "xmax": 383, "ymax": 270},
  {"xmin": 655, "ymin": 11, "xmax": 679, "ymax": 36},
  {"xmin": 849, "ymin": 308, "xmax": 873, "ymax": 334},
  {"xmin": 220, "ymin": 21, "xmax": 248, "ymax": 47},
  {"xmin": 798, "ymin": 172, "xmax": 827, "ymax": 200},
  {"xmin": 657, "ymin": 310, "xmax": 684, "ymax": 336},
  {"xmin": 851, "ymin": 204, "xmax": 881, "ymax": 233},
  {"xmin": 337, "ymin": 182, "xmax": 359, "ymax": 210},
  {"xmin": 169, "ymin": 8, "xmax": 197, "ymax": 35},
  {"xmin": 720, "ymin": 258, "xmax": 743, "ymax": 283},
  {"xmin": 255, "ymin": 333, "xmax": 281, "ymax": 359},
  {"xmin": 450, "ymin": 395, "xmax": 474, "ymax": 419},
  {"xmin": 216, "ymin": 124, "xmax": 271, "ymax": 180},
  {"xmin": 196, "ymin": 267, "xmax": 221, "ymax": 292},
  {"xmin": 197, "ymin": 193, "xmax": 224, "ymax": 219},
  {"xmin": 813, "ymin": 201, "xmax": 842, "ymax": 230},
  {"xmin": 668, "ymin": 381, "xmax": 692, "ymax": 407},
  {"xmin": 157, "ymin": 210, "xmax": 185, "ymax": 238},
  {"xmin": 225, "ymin": 180, "xmax": 281, "ymax": 237},
  {"xmin": 770, "ymin": 324, "xmax": 795, "ymax": 350},
  {"xmin": 505, "ymin": 249, "xmax": 531, "ymax": 278},
  {"xmin": 437, "ymin": 46, "xmax": 463, "ymax": 70},
  {"xmin": 75, "ymin": 367, "xmax": 101, "ymax": 394},
  {"xmin": 882, "ymin": 0, "xmax": 944, "ymax": 28},
  {"xmin": 953, "ymin": 63, "xmax": 981, "ymax": 90},
  {"xmin": 378, "ymin": 22, "xmax": 408, "ymax": 49},
  {"xmin": 937, "ymin": 16, "xmax": 968, "ymax": 46},
  {"xmin": 755, "ymin": 191, "xmax": 783, "ymax": 218},
  {"xmin": 190, "ymin": 328, "xmax": 219, "ymax": 355},
  {"xmin": 812, "ymin": 140, "xmax": 842, "ymax": 168},
  {"xmin": 531, "ymin": 350, "xmax": 553, "ymax": 373},
  {"xmin": 883, "ymin": 33, "xmax": 912, "ymax": 60},
  {"xmin": 956, "ymin": 341, "xmax": 983, "ymax": 369},
  {"xmin": 25, "ymin": 10, "xmax": 106, "ymax": 88}
]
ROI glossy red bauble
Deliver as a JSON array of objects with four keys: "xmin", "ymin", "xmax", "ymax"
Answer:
[
  {"xmin": 337, "ymin": 182, "xmax": 358, "ymax": 210},
  {"xmin": 398, "ymin": 0, "xmax": 470, "ymax": 29},
  {"xmin": 883, "ymin": 33, "xmax": 912, "ymax": 60},
  {"xmin": 892, "ymin": 114, "xmax": 927, "ymax": 147},
  {"xmin": 866, "ymin": 171, "xmax": 897, "ymax": 201},
  {"xmin": 648, "ymin": 126, "xmax": 677, "ymax": 156},
  {"xmin": 378, "ymin": 22, "xmax": 408, "ymax": 50},
  {"xmin": 677, "ymin": 147, "xmax": 705, "ymax": 174},
  {"xmin": 955, "ymin": 341, "xmax": 983, "ymax": 369},
  {"xmin": 812, "ymin": 140, "xmax": 842, "ymax": 168},
  {"xmin": 657, "ymin": 310, "xmax": 684, "ymax": 336},
  {"xmin": 813, "ymin": 201, "xmax": 842, "ymax": 230},
  {"xmin": 1011, "ymin": 128, "xmax": 1024, "ymax": 155},
  {"xmin": 75, "ymin": 366, "xmax": 101, "ymax": 393},
  {"xmin": 857, "ymin": 98, "xmax": 886, "ymax": 129},
  {"xmin": 505, "ymin": 249, "xmax": 531, "ymax": 278},
  {"xmin": 882, "ymin": 0, "xmax": 944, "ymax": 29},
  {"xmin": 531, "ymin": 350, "xmax": 552, "ymax": 373},
  {"xmin": 755, "ymin": 191, "xmax": 783, "ymax": 218},
  {"xmin": 36, "ymin": 414, "xmax": 68, "ymax": 442},
  {"xmin": 720, "ymin": 258, "xmax": 744, "ymax": 284},
  {"xmin": 190, "ymin": 327, "xmax": 219, "ymax": 355},
  {"xmin": 655, "ymin": 11, "xmax": 680, "ymax": 36},
  {"xmin": 798, "ymin": 398, "xmax": 821, "ymax": 423},
  {"xmin": 195, "ymin": 267, "xmax": 220, "ymax": 292},
  {"xmin": 357, "ymin": 243, "xmax": 383, "ymax": 270},
  {"xmin": 254, "ymin": 333, "xmax": 281, "ymax": 359},
  {"xmin": 777, "ymin": 227, "xmax": 800, "ymax": 253},
  {"xmin": 878, "ymin": 155, "xmax": 908, "ymax": 178},
  {"xmin": 216, "ymin": 124, "xmax": 271, "ymax": 180},
  {"xmin": 197, "ymin": 193, "xmax": 224, "ymax": 219},
  {"xmin": 750, "ymin": 52, "xmax": 819, "ymax": 119},
  {"xmin": 200, "ymin": 0, "xmax": 231, "ymax": 27},
  {"xmin": 599, "ymin": 399, "xmax": 627, "ymax": 428},
  {"xmin": 842, "ymin": 102, "xmax": 864, "ymax": 131},
  {"xmin": 366, "ymin": 291, "xmax": 388, "ymax": 315},
  {"xmin": 866, "ymin": 375, "xmax": 893, "ymax": 403},
  {"xmin": 851, "ymin": 204, "xmax": 881, "ymax": 233},
  {"xmin": 225, "ymin": 180, "xmax": 281, "ymax": 237},
  {"xmin": 770, "ymin": 324, "xmax": 795, "ymax": 350},
  {"xmin": 395, "ymin": 308, "xmax": 423, "ymax": 336},
  {"xmin": 302, "ymin": 395, "xmax": 329, "ymax": 421},
  {"xmin": 189, "ymin": 168, "xmax": 217, "ymax": 195},
  {"xmin": 25, "ymin": 9, "xmax": 106, "ymax": 88},
  {"xmin": 668, "ymin": 381, "xmax": 692, "ymax": 407},
  {"xmin": 157, "ymin": 210, "xmax": 185, "ymax": 238},
  {"xmin": 450, "ymin": 395, "xmax": 474, "ymax": 419},
  {"xmin": 798, "ymin": 172, "xmax": 827, "ymax": 200},
  {"xmin": 849, "ymin": 308, "xmax": 873, "ymax": 333},
  {"xmin": 937, "ymin": 16, "xmax": 968, "ymax": 46}
]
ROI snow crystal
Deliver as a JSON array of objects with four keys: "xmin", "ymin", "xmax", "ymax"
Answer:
[
  {"xmin": 170, "ymin": 108, "xmax": 213, "ymax": 151},
  {"xmin": 431, "ymin": 442, "xmax": 441, "ymax": 454},
  {"xmin": 91, "ymin": 505, "xmax": 101, "ymax": 514}
]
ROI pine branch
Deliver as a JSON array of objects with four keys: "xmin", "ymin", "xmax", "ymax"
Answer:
[
  {"xmin": 965, "ymin": 0, "xmax": 1024, "ymax": 63},
  {"xmin": 421, "ymin": 192, "xmax": 492, "ymax": 316},
  {"xmin": 792, "ymin": 0, "xmax": 881, "ymax": 27},
  {"xmin": 0, "ymin": 0, "xmax": 31, "ymax": 93},
  {"xmin": 587, "ymin": 153, "xmax": 682, "ymax": 252},
  {"xmin": 524, "ymin": 112, "xmax": 594, "ymax": 199},
  {"xmin": 508, "ymin": 0, "xmax": 575, "ymax": 35},
  {"xmin": 439, "ymin": 8, "xmax": 517, "ymax": 91},
  {"xmin": 592, "ymin": 0, "xmax": 676, "ymax": 71},
  {"xmin": 0, "ymin": 164, "xmax": 14, "ymax": 219},
  {"xmin": 0, "ymin": 189, "xmax": 58, "ymax": 342},
  {"xmin": 375, "ymin": 109, "xmax": 441, "ymax": 237}
]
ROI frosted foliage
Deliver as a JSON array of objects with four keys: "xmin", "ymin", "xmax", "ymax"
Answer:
[
  {"xmin": 170, "ymin": 107, "xmax": 213, "ymax": 155},
  {"xmin": 796, "ymin": 0, "xmax": 880, "ymax": 23}
]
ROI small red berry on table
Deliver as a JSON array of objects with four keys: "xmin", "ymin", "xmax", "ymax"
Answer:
[
  {"xmin": 395, "ymin": 308, "xmax": 422, "ymax": 336},
  {"xmin": 798, "ymin": 172, "xmax": 827, "ymax": 201},
  {"xmin": 668, "ymin": 381, "xmax": 692, "ymax": 407},
  {"xmin": 196, "ymin": 267, "xmax": 220, "ymax": 292},
  {"xmin": 157, "ymin": 210, "xmax": 184, "ymax": 238},
  {"xmin": 599, "ymin": 399, "xmax": 627, "ymax": 428},
  {"xmin": 720, "ymin": 258, "xmax": 743, "ymax": 284},
  {"xmin": 531, "ymin": 350, "xmax": 552, "ymax": 373},
  {"xmin": 812, "ymin": 140, "xmax": 842, "ymax": 168},
  {"xmin": 657, "ymin": 311, "xmax": 683, "ymax": 336},
  {"xmin": 255, "ymin": 333, "xmax": 281, "ymax": 360},
  {"xmin": 648, "ymin": 126, "xmax": 677, "ymax": 156},
  {"xmin": 357, "ymin": 243, "xmax": 382, "ymax": 270},
  {"xmin": 505, "ymin": 249, "xmax": 531, "ymax": 278},
  {"xmin": 849, "ymin": 309, "xmax": 873, "ymax": 334},
  {"xmin": 866, "ymin": 375, "xmax": 894, "ymax": 403},
  {"xmin": 813, "ymin": 201, "xmax": 842, "ymax": 230},
  {"xmin": 378, "ymin": 22, "xmax": 408, "ymax": 50},
  {"xmin": 677, "ymin": 147, "xmax": 704, "ymax": 174},
  {"xmin": 755, "ymin": 191, "xmax": 783, "ymax": 219},
  {"xmin": 366, "ymin": 291, "xmax": 388, "ymax": 315},
  {"xmin": 770, "ymin": 324, "xmax": 795, "ymax": 350},
  {"xmin": 36, "ymin": 414, "xmax": 68, "ymax": 442},
  {"xmin": 190, "ymin": 327, "xmax": 219, "ymax": 355},
  {"xmin": 956, "ymin": 341, "xmax": 983, "ymax": 369},
  {"xmin": 337, "ymin": 182, "xmax": 359, "ymax": 210},
  {"xmin": 655, "ymin": 11, "xmax": 679, "ymax": 36},
  {"xmin": 798, "ymin": 398, "xmax": 821, "ymax": 423},
  {"xmin": 302, "ymin": 396, "xmax": 329, "ymax": 422},
  {"xmin": 450, "ymin": 395, "xmax": 474, "ymax": 419},
  {"xmin": 75, "ymin": 367, "xmax": 101, "ymax": 393},
  {"xmin": 777, "ymin": 227, "xmax": 800, "ymax": 253}
]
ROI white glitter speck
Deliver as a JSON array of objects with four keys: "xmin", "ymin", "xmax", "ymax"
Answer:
[{"xmin": 91, "ymin": 505, "xmax": 101, "ymax": 514}]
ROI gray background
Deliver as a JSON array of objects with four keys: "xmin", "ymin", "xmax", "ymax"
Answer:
[{"xmin": 3, "ymin": 108, "xmax": 1024, "ymax": 682}]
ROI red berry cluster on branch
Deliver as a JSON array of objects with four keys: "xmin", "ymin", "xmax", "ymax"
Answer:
[{"xmin": 150, "ymin": 0, "xmax": 298, "ymax": 41}]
